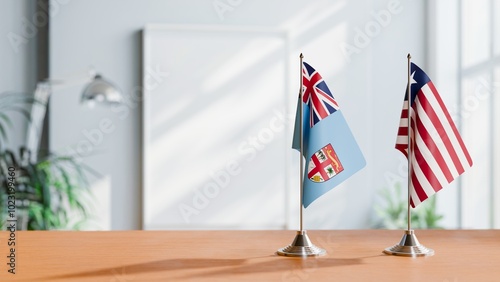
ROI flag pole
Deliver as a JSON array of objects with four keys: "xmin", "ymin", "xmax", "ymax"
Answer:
[
  {"xmin": 406, "ymin": 53, "xmax": 412, "ymax": 232},
  {"xmin": 277, "ymin": 53, "xmax": 325, "ymax": 257},
  {"xmin": 383, "ymin": 53, "xmax": 434, "ymax": 257},
  {"xmin": 299, "ymin": 53, "xmax": 304, "ymax": 232}
]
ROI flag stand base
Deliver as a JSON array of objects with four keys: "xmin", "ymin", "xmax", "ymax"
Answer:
[
  {"xmin": 383, "ymin": 230, "xmax": 434, "ymax": 257},
  {"xmin": 277, "ymin": 230, "xmax": 326, "ymax": 257}
]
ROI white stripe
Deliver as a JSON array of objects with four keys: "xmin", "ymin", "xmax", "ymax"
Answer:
[
  {"xmin": 317, "ymin": 88, "xmax": 339, "ymax": 110},
  {"xmin": 421, "ymin": 84, "xmax": 471, "ymax": 170},
  {"xmin": 396, "ymin": 136, "xmax": 407, "ymax": 145},
  {"xmin": 399, "ymin": 118, "xmax": 408, "ymax": 127},
  {"xmin": 320, "ymin": 96, "xmax": 339, "ymax": 111},
  {"xmin": 414, "ymin": 95, "xmax": 460, "ymax": 178}
]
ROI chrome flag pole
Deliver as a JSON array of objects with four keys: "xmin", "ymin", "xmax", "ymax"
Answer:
[
  {"xmin": 277, "ymin": 53, "xmax": 326, "ymax": 257},
  {"xmin": 383, "ymin": 54, "xmax": 434, "ymax": 257}
]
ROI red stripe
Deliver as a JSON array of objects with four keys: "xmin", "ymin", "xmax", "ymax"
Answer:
[
  {"xmin": 418, "ymin": 89, "xmax": 465, "ymax": 174},
  {"xmin": 410, "ymin": 169, "xmax": 429, "ymax": 203},
  {"xmin": 310, "ymin": 90, "xmax": 329, "ymax": 119},
  {"xmin": 400, "ymin": 108, "xmax": 409, "ymax": 119},
  {"xmin": 398, "ymin": 126, "xmax": 408, "ymax": 136},
  {"xmin": 414, "ymin": 104, "xmax": 454, "ymax": 183},
  {"xmin": 428, "ymin": 82, "xmax": 473, "ymax": 166}
]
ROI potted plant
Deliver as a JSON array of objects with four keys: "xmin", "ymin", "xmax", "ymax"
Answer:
[{"xmin": 0, "ymin": 92, "xmax": 94, "ymax": 230}]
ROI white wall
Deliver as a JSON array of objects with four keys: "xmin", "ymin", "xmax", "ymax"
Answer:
[
  {"xmin": 49, "ymin": 0, "xmax": 426, "ymax": 230},
  {"xmin": 0, "ymin": 0, "xmax": 38, "ymax": 150}
]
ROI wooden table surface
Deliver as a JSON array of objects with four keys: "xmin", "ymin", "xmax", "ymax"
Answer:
[{"xmin": 0, "ymin": 229, "xmax": 499, "ymax": 281}]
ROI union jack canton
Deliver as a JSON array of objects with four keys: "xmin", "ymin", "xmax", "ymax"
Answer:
[{"xmin": 302, "ymin": 62, "xmax": 340, "ymax": 127}]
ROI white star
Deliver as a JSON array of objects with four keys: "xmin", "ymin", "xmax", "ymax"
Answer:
[{"xmin": 410, "ymin": 71, "xmax": 417, "ymax": 85}]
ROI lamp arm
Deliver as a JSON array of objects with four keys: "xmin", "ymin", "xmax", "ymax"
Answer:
[
  {"xmin": 44, "ymin": 68, "xmax": 96, "ymax": 92},
  {"xmin": 25, "ymin": 82, "xmax": 51, "ymax": 162}
]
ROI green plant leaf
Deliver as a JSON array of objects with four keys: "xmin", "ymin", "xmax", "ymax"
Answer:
[
  {"xmin": 1, "ymin": 146, "xmax": 93, "ymax": 230},
  {"xmin": 373, "ymin": 181, "xmax": 444, "ymax": 229}
]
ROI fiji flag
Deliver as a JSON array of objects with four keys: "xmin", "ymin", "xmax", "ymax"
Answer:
[{"xmin": 293, "ymin": 62, "xmax": 366, "ymax": 208}]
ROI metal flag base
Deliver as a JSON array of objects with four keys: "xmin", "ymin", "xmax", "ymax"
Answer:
[
  {"xmin": 277, "ymin": 230, "xmax": 326, "ymax": 257},
  {"xmin": 383, "ymin": 230, "xmax": 434, "ymax": 257}
]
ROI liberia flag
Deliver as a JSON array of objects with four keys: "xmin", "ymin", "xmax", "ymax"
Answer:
[
  {"xmin": 293, "ymin": 62, "xmax": 365, "ymax": 208},
  {"xmin": 396, "ymin": 63, "xmax": 473, "ymax": 208}
]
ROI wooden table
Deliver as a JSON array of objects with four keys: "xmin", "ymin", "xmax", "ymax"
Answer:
[{"xmin": 0, "ymin": 230, "xmax": 499, "ymax": 281}]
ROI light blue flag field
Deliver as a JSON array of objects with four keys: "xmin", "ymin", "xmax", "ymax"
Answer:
[{"xmin": 293, "ymin": 62, "xmax": 366, "ymax": 208}]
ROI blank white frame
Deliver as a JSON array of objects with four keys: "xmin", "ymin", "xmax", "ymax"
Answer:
[{"xmin": 142, "ymin": 24, "xmax": 291, "ymax": 230}]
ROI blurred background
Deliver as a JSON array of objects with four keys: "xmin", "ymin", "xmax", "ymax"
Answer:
[{"xmin": 0, "ymin": 0, "xmax": 498, "ymax": 230}]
